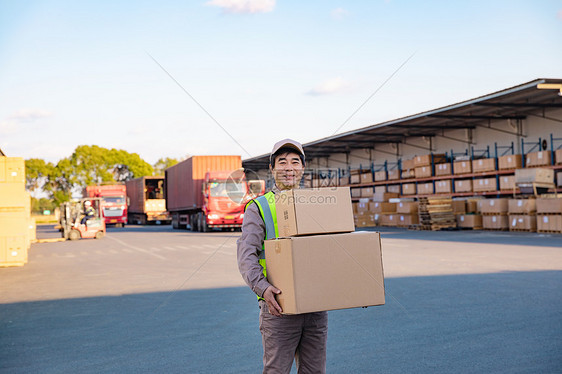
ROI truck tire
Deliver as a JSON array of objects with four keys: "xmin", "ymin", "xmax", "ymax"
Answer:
[
  {"xmin": 69, "ymin": 229, "xmax": 81, "ymax": 241},
  {"xmin": 199, "ymin": 214, "xmax": 208, "ymax": 232},
  {"xmin": 191, "ymin": 214, "xmax": 198, "ymax": 232}
]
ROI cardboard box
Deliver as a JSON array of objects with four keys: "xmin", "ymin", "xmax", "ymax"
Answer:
[
  {"xmin": 380, "ymin": 214, "xmax": 398, "ymax": 226},
  {"xmin": 0, "ymin": 184, "xmax": 29, "ymax": 208},
  {"xmin": 355, "ymin": 212, "xmax": 376, "ymax": 227},
  {"xmin": 355, "ymin": 201, "xmax": 370, "ymax": 214},
  {"xmin": 374, "ymin": 171, "xmax": 387, "ymax": 182},
  {"xmin": 508, "ymin": 215, "xmax": 536, "ymax": 231},
  {"xmin": 374, "ymin": 186, "xmax": 386, "ymax": 193},
  {"xmin": 339, "ymin": 176, "xmax": 349, "ymax": 186},
  {"xmin": 370, "ymin": 202, "xmax": 396, "ymax": 214},
  {"xmin": 351, "ymin": 188, "xmax": 361, "ymax": 198},
  {"xmin": 414, "ymin": 154, "xmax": 446, "ymax": 167},
  {"xmin": 0, "ymin": 235, "xmax": 28, "ymax": 267},
  {"xmin": 498, "ymin": 154, "xmax": 522, "ymax": 170},
  {"xmin": 414, "ymin": 166, "xmax": 432, "ymax": 179},
  {"xmin": 360, "ymin": 187, "xmax": 374, "ymax": 198},
  {"xmin": 387, "ymin": 170, "xmax": 400, "ymax": 180},
  {"xmin": 435, "ymin": 180, "xmax": 452, "ymax": 194},
  {"xmin": 275, "ymin": 187, "xmax": 355, "ymax": 237},
  {"xmin": 525, "ymin": 151, "xmax": 551, "ymax": 167},
  {"xmin": 508, "ymin": 199, "xmax": 536, "ymax": 214},
  {"xmin": 536, "ymin": 198, "xmax": 562, "ymax": 214},
  {"xmin": 466, "ymin": 200, "xmax": 479, "ymax": 214},
  {"xmin": 472, "ymin": 158, "xmax": 496, "ymax": 173},
  {"xmin": 402, "ymin": 159, "xmax": 415, "ymax": 170},
  {"xmin": 402, "ymin": 183, "xmax": 416, "ymax": 195},
  {"xmin": 264, "ymin": 232, "xmax": 385, "ymax": 314},
  {"xmin": 515, "ymin": 168, "xmax": 554, "ymax": 184},
  {"xmin": 361, "ymin": 172, "xmax": 373, "ymax": 184},
  {"xmin": 457, "ymin": 214, "xmax": 482, "ymax": 229},
  {"xmin": 350, "ymin": 174, "xmax": 361, "ymax": 184},
  {"xmin": 417, "ymin": 182, "xmax": 434, "ymax": 195},
  {"xmin": 397, "ymin": 214, "xmax": 418, "ymax": 226},
  {"xmin": 401, "ymin": 169, "xmax": 415, "ymax": 179},
  {"xmin": 499, "ymin": 175, "xmax": 515, "ymax": 191},
  {"xmin": 483, "ymin": 215, "xmax": 508, "ymax": 230},
  {"xmin": 453, "ymin": 161, "xmax": 472, "ymax": 175},
  {"xmin": 454, "ymin": 179, "xmax": 473, "ymax": 193},
  {"xmin": 387, "ymin": 184, "xmax": 400, "ymax": 193},
  {"xmin": 558, "ymin": 172, "xmax": 562, "ymax": 188},
  {"xmin": 396, "ymin": 201, "xmax": 418, "ymax": 214},
  {"xmin": 556, "ymin": 149, "xmax": 562, "ymax": 165},
  {"xmin": 451, "ymin": 200, "xmax": 466, "ymax": 214},
  {"xmin": 480, "ymin": 198, "xmax": 509, "ymax": 214},
  {"xmin": 473, "ymin": 178, "xmax": 497, "ymax": 192},
  {"xmin": 372, "ymin": 192, "xmax": 399, "ymax": 202},
  {"xmin": 435, "ymin": 163, "xmax": 452, "ymax": 176},
  {"xmin": 0, "ymin": 157, "xmax": 26, "ymax": 184},
  {"xmin": 537, "ymin": 215, "xmax": 562, "ymax": 232}
]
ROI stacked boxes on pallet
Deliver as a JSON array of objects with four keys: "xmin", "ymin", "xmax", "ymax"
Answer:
[
  {"xmin": 395, "ymin": 201, "xmax": 419, "ymax": 227},
  {"xmin": 525, "ymin": 151, "xmax": 551, "ymax": 167},
  {"xmin": 508, "ymin": 199, "xmax": 536, "ymax": 232},
  {"xmin": 536, "ymin": 197, "xmax": 562, "ymax": 233},
  {"xmin": 480, "ymin": 198, "xmax": 509, "ymax": 230},
  {"xmin": 1, "ymin": 156, "xmax": 32, "ymax": 267}
]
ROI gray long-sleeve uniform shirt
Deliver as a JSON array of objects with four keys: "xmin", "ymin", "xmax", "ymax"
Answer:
[{"xmin": 237, "ymin": 185, "xmax": 280, "ymax": 298}]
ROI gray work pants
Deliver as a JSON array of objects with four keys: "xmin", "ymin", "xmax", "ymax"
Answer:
[{"xmin": 259, "ymin": 300, "xmax": 328, "ymax": 374}]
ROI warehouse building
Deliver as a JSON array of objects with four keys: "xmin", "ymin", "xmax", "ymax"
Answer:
[{"xmin": 242, "ymin": 78, "xmax": 562, "ymax": 232}]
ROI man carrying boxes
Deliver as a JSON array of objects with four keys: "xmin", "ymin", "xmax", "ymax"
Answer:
[{"xmin": 237, "ymin": 139, "xmax": 385, "ymax": 373}]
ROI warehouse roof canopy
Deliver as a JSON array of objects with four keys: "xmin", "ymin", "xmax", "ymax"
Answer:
[{"xmin": 243, "ymin": 78, "xmax": 562, "ymax": 170}]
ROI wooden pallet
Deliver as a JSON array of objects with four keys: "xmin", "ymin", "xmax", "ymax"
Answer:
[{"xmin": 537, "ymin": 230, "xmax": 562, "ymax": 234}]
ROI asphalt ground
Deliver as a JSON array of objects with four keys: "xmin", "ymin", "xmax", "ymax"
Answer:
[{"xmin": 1, "ymin": 225, "xmax": 561, "ymax": 373}]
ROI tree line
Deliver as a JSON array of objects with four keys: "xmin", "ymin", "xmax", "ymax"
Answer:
[{"xmin": 25, "ymin": 145, "xmax": 178, "ymax": 212}]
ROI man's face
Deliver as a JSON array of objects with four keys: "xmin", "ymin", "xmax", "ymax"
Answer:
[{"xmin": 270, "ymin": 151, "xmax": 304, "ymax": 190}]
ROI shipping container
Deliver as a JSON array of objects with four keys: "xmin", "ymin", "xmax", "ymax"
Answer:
[{"xmin": 125, "ymin": 176, "xmax": 169, "ymax": 225}]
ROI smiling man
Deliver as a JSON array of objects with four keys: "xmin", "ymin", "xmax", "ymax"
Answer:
[{"xmin": 237, "ymin": 139, "xmax": 328, "ymax": 374}]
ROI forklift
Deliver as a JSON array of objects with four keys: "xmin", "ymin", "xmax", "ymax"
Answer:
[{"xmin": 60, "ymin": 198, "xmax": 106, "ymax": 240}]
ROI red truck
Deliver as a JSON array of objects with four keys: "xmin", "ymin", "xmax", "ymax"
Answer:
[
  {"xmin": 165, "ymin": 155, "xmax": 264, "ymax": 231},
  {"xmin": 125, "ymin": 176, "xmax": 171, "ymax": 225},
  {"xmin": 84, "ymin": 185, "xmax": 128, "ymax": 227}
]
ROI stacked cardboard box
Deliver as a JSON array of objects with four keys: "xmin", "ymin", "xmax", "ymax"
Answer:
[
  {"xmin": 472, "ymin": 158, "xmax": 496, "ymax": 173},
  {"xmin": 556, "ymin": 149, "xmax": 562, "ymax": 165},
  {"xmin": 515, "ymin": 168, "xmax": 554, "ymax": 184},
  {"xmin": 1, "ymin": 156, "xmax": 31, "ymax": 267},
  {"xmin": 387, "ymin": 185, "xmax": 400, "ymax": 194},
  {"xmin": 456, "ymin": 214, "xmax": 483, "ymax": 229},
  {"xmin": 417, "ymin": 182, "xmax": 434, "ymax": 195},
  {"xmin": 414, "ymin": 166, "xmax": 432, "ymax": 179},
  {"xmin": 451, "ymin": 200, "xmax": 466, "ymax": 215},
  {"xmin": 435, "ymin": 180, "xmax": 452, "ymax": 194},
  {"xmin": 360, "ymin": 172, "xmax": 373, "ymax": 184},
  {"xmin": 453, "ymin": 160, "xmax": 472, "ymax": 175},
  {"xmin": 498, "ymin": 154, "xmax": 522, "ymax": 170},
  {"xmin": 402, "ymin": 183, "xmax": 416, "ymax": 195},
  {"xmin": 454, "ymin": 179, "xmax": 473, "ymax": 193},
  {"xmin": 508, "ymin": 199, "xmax": 536, "ymax": 232},
  {"xmin": 499, "ymin": 175, "xmax": 515, "ymax": 191},
  {"xmin": 480, "ymin": 198, "xmax": 509, "ymax": 230},
  {"xmin": 387, "ymin": 170, "xmax": 400, "ymax": 181},
  {"xmin": 372, "ymin": 192, "xmax": 399, "ymax": 202},
  {"xmin": 374, "ymin": 170, "xmax": 387, "ymax": 182},
  {"xmin": 372, "ymin": 202, "xmax": 397, "ymax": 227},
  {"xmin": 267, "ymin": 187, "xmax": 385, "ymax": 314},
  {"xmin": 353, "ymin": 200, "xmax": 376, "ymax": 228},
  {"xmin": 414, "ymin": 154, "xmax": 446, "ymax": 168},
  {"xmin": 401, "ymin": 159, "xmax": 415, "ymax": 179},
  {"xmin": 435, "ymin": 163, "xmax": 452, "ymax": 176},
  {"xmin": 396, "ymin": 201, "xmax": 418, "ymax": 227},
  {"xmin": 536, "ymin": 197, "xmax": 562, "ymax": 233},
  {"xmin": 525, "ymin": 151, "xmax": 551, "ymax": 167},
  {"xmin": 360, "ymin": 187, "xmax": 374, "ymax": 198},
  {"xmin": 473, "ymin": 178, "xmax": 497, "ymax": 192},
  {"xmin": 557, "ymin": 172, "xmax": 562, "ymax": 188}
]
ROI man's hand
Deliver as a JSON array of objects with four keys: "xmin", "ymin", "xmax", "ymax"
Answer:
[{"xmin": 263, "ymin": 285, "xmax": 283, "ymax": 316}]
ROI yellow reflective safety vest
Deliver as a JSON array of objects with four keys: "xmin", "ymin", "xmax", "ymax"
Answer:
[{"xmin": 245, "ymin": 190, "xmax": 278, "ymax": 300}]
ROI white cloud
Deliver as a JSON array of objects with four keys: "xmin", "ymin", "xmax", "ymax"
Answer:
[
  {"xmin": 331, "ymin": 8, "xmax": 349, "ymax": 20},
  {"xmin": 8, "ymin": 109, "xmax": 53, "ymax": 121},
  {"xmin": 205, "ymin": 0, "xmax": 275, "ymax": 14},
  {"xmin": 306, "ymin": 77, "xmax": 351, "ymax": 96}
]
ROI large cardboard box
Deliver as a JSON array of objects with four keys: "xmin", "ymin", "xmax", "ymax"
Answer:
[
  {"xmin": 525, "ymin": 151, "xmax": 551, "ymax": 167},
  {"xmin": 388, "ymin": 170, "xmax": 400, "ymax": 181},
  {"xmin": 402, "ymin": 159, "xmax": 415, "ymax": 170},
  {"xmin": 350, "ymin": 173, "xmax": 361, "ymax": 184},
  {"xmin": 355, "ymin": 201, "xmax": 370, "ymax": 214},
  {"xmin": 451, "ymin": 200, "xmax": 466, "ymax": 214},
  {"xmin": 401, "ymin": 169, "xmax": 415, "ymax": 179},
  {"xmin": 457, "ymin": 214, "xmax": 482, "ymax": 229},
  {"xmin": 396, "ymin": 201, "xmax": 418, "ymax": 214},
  {"xmin": 0, "ymin": 235, "xmax": 28, "ymax": 267},
  {"xmin": 414, "ymin": 166, "xmax": 432, "ymax": 179},
  {"xmin": 454, "ymin": 179, "xmax": 473, "ymax": 193},
  {"xmin": 355, "ymin": 212, "xmax": 376, "ymax": 228},
  {"xmin": 556, "ymin": 149, "xmax": 562, "ymax": 165},
  {"xmin": 374, "ymin": 186, "xmax": 386, "ymax": 194},
  {"xmin": 466, "ymin": 199, "xmax": 479, "ymax": 214},
  {"xmin": 264, "ymin": 232, "xmax": 385, "ymax": 314},
  {"xmin": 453, "ymin": 160, "xmax": 472, "ymax": 175},
  {"xmin": 480, "ymin": 198, "xmax": 509, "ymax": 214},
  {"xmin": 360, "ymin": 187, "xmax": 374, "ymax": 198},
  {"xmin": 372, "ymin": 192, "xmax": 399, "ymax": 202},
  {"xmin": 370, "ymin": 202, "xmax": 396, "ymax": 214},
  {"xmin": 0, "ymin": 183, "xmax": 28, "ymax": 208},
  {"xmin": 275, "ymin": 187, "xmax": 355, "ymax": 237},
  {"xmin": 483, "ymin": 215, "xmax": 508, "ymax": 230},
  {"xmin": 508, "ymin": 199, "xmax": 536, "ymax": 214},
  {"xmin": 472, "ymin": 158, "xmax": 496, "ymax": 173},
  {"xmin": 374, "ymin": 171, "xmax": 387, "ymax": 182},
  {"xmin": 351, "ymin": 188, "xmax": 361, "ymax": 198},
  {"xmin": 515, "ymin": 168, "xmax": 554, "ymax": 184},
  {"xmin": 435, "ymin": 163, "xmax": 452, "ymax": 176},
  {"xmin": 414, "ymin": 154, "xmax": 446, "ymax": 167},
  {"xmin": 361, "ymin": 172, "xmax": 373, "ymax": 184},
  {"xmin": 435, "ymin": 180, "xmax": 452, "ymax": 194},
  {"xmin": 397, "ymin": 214, "xmax": 418, "ymax": 226},
  {"xmin": 508, "ymin": 215, "xmax": 536, "ymax": 231},
  {"xmin": 536, "ymin": 198, "xmax": 562, "ymax": 214},
  {"xmin": 387, "ymin": 184, "xmax": 400, "ymax": 193},
  {"xmin": 0, "ymin": 157, "xmax": 26, "ymax": 184},
  {"xmin": 537, "ymin": 215, "xmax": 562, "ymax": 232},
  {"xmin": 402, "ymin": 183, "xmax": 416, "ymax": 195},
  {"xmin": 499, "ymin": 175, "xmax": 515, "ymax": 191},
  {"xmin": 498, "ymin": 154, "xmax": 522, "ymax": 170},
  {"xmin": 380, "ymin": 214, "xmax": 398, "ymax": 226},
  {"xmin": 417, "ymin": 182, "xmax": 434, "ymax": 195},
  {"xmin": 473, "ymin": 178, "xmax": 497, "ymax": 192}
]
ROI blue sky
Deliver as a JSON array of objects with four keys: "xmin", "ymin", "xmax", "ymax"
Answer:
[{"xmin": 1, "ymin": 0, "xmax": 561, "ymax": 164}]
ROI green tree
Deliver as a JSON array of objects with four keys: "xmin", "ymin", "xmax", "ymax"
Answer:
[
  {"xmin": 25, "ymin": 158, "xmax": 56, "ymax": 193},
  {"xmin": 153, "ymin": 157, "xmax": 179, "ymax": 175}
]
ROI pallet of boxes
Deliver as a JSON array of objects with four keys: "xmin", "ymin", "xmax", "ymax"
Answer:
[
  {"xmin": 264, "ymin": 187, "xmax": 385, "ymax": 314},
  {"xmin": 536, "ymin": 196, "xmax": 562, "ymax": 234},
  {"xmin": 456, "ymin": 198, "xmax": 483, "ymax": 230},
  {"xmin": 1, "ymin": 156, "xmax": 33, "ymax": 267},
  {"xmin": 480, "ymin": 198, "xmax": 509, "ymax": 231}
]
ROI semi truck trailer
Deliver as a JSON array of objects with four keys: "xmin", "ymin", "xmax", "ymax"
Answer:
[
  {"xmin": 165, "ymin": 155, "xmax": 264, "ymax": 231},
  {"xmin": 125, "ymin": 176, "xmax": 170, "ymax": 225},
  {"xmin": 84, "ymin": 185, "xmax": 128, "ymax": 227}
]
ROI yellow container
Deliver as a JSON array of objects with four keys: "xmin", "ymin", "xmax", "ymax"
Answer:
[{"xmin": 0, "ymin": 156, "xmax": 26, "ymax": 184}]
